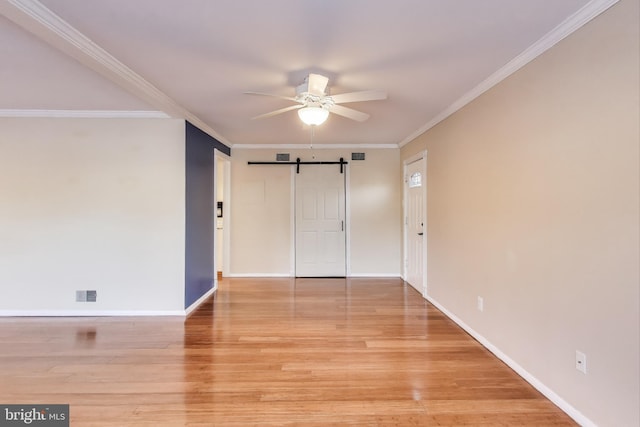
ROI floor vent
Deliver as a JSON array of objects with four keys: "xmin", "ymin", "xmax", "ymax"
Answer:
[
  {"xmin": 351, "ymin": 152, "xmax": 365, "ymax": 161},
  {"xmin": 276, "ymin": 153, "xmax": 290, "ymax": 161}
]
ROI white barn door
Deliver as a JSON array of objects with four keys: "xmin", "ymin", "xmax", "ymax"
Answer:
[{"xmin": 295, "ymin": 165, "xmax": 346, "ymax": 277}]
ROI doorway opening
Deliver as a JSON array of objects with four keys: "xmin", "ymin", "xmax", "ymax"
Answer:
[{"xmin": 214, "ymin": 150, "xmax": 231, "ymax": 285}]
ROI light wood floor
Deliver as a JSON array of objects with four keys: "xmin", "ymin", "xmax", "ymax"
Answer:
[{"xmin": 0, "ymin": 278, "xmax": 576, "ymax": 426}]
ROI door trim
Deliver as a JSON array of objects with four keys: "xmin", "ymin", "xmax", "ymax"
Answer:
[
  {"xmin": 403, "ymin": 151, "xmax": 428, "ymax": 297},
  {"xmin": 214, "ymin": 150, "xmax": 231, "ymax": 283},
  {"xmin": 289, "ymin": 167, "xmax": 295, "ymax": 276},
  {"xmin": 345, "ymin": 164, "xmax": 352, "ymax": 276}
]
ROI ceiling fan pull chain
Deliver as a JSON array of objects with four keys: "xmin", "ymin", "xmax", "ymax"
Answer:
[{"xmin": 310, "ymin": 125, "xmax": 315, "ymax": 160}]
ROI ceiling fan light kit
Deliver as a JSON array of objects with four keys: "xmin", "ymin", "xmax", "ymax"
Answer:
[
  {"xmin": 298, "ymin": 106, "xmax": 330, "ymax": 126},
  {"xmin": 246, "ymin": 73, "xmax": 387, "ymax": 125}
]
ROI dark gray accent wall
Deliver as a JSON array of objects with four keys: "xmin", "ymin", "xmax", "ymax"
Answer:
[
  {"xmin": 185, "ymin": 122, "xmax": 230, "ymax": 309},
  {"xmin": 186, "ymin": 122, "xmax": 231, "ymax": 156}
]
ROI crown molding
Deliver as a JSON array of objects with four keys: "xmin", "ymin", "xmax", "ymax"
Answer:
[
  {"xmin": 0, "ymin": 109, "xmax": 170, "ymax": 118},
  {"xmin": 232, "ymin": 143, "xmax": 399, "ymax": 150},
  {"xmin": 0, "ymin": 0, "xmax": 231, "ymax": 146},
  {"xmin": 398, "ymin": 0, "xmax": 619, "ymax": 147}
]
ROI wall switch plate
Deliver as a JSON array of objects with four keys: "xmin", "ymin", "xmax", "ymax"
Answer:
[
  {"xmin": 576, "ymin": 350, "xmax": 587, "ymax": 374},
  {"xmin": 477, "ymin": 296, "xmax": 484, "ymax": 312}
]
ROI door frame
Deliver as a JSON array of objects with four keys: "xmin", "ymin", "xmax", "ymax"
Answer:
[
  {"xmin": 290, "ymin": 163, "xmax": 351, "ymax": 277},
  {"xmin": 214, "ymin": 150, "xmax": 231, "ymax": 284},
  {"xmin": 403, "ymin": 151, "xmax": 427, "ymax": 297}
]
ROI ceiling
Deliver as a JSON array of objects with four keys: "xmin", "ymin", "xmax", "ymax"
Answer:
[{"xmin": 0, "ymin": 0, "xmax": 613, "ymax": 147}]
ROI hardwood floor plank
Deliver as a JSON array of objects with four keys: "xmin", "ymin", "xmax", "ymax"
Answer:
[{"xmin": 0, "ymin": 278, "xmax": 576, "ymax": 426}]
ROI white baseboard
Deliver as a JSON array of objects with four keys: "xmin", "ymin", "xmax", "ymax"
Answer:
[
  {"xmin": 1, "ymin": 282, "xmax": 218, "ymax": 318},
  {"xmin": 0, "ymin": 309, "xmax": 185, "ymax": 317},
  {"xmin": 225, "ymin": 273, "xmax": 292, "ymax": 278},
  {"xmin": 226, "ymin": 273, "xmax": 402, "ymax": 278},
  {"xmin": 425, "ymin": 295, "xmax": 596, "ymax": 427},
  {"xmin": 348, "ymin": 274, "xmax": 402, "ymax": 278},
  {"xmin": 185, "ymin": 285, "xmax": 217, "ymax": 316}
]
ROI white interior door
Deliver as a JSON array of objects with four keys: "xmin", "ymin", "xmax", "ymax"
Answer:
[
  {"xmin": 295, "ymin": 165, "xmax": 346, "ymax": 277},
  {"xmin": 405, "ymin": 157, "xmax": 425, "ymax": 292}
]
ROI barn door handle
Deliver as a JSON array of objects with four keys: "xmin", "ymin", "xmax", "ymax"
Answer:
[
  {"xmin": 417, "ymin": 232, "xmax": 424, "ymax": 236},
  {"xmin": 341, "ymin": 221, "xmax": 344, "ymax": 231}
]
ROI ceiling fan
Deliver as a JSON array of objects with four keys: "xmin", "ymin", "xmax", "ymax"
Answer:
[{"xmin": 245, "ymin": 73, "xmax": 387, "ymax": 125}]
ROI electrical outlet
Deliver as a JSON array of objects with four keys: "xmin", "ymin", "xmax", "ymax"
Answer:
[
  {"xmin": 576, "ymin": 350, "xmax": 587, "ymax": 374},
  {"xmin": 477, "ymin": 296, "xmax": 484, "ymax": 312}
]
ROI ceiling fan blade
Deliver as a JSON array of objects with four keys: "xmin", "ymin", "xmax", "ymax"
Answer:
[
  {"xmin": 329, "ymin": 105, "xmax": 370, "ymax": 122},
  {"xmin": 331, "ymin": 89, "xmax": 388, "ymax": 104},
  {"xmin": 244, "ymin": 91, "xmax": 298, "ymax": 102},
  {"xmin": 307, "ymin": 74, "xmax": 329, "ymax": 96},
  {"xmin": 251, "ymin": 104, "xmax": 303, "ymax": 120}
]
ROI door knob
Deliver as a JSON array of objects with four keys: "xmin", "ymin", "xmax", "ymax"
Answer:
[{"xmin": 418, "ymin": 232, "xmax": 424, "ymax": 236}]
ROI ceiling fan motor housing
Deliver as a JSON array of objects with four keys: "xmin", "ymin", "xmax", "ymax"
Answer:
[{"xmin": 296, "ymin": 83, "xmax": 334, "ymax": 109}]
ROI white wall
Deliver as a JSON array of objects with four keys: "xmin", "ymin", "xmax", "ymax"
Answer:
[
  {"xmin": 401, "ymin": 1, "xmax": 639, "ymax": 426},
  {"xmin": 229, "ymin": 148, "xmax": 402, "ymax": 276},
  {"xmin": 0, "ymin": 118, "xmax": 186, "ymax": 314}
]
